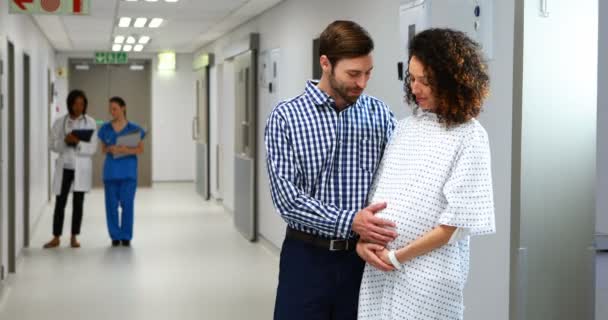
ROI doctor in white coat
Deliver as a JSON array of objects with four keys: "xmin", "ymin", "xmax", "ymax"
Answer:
[{"xmin": 44, "ymin": 89, "xmax": 98, "ymax": 249}]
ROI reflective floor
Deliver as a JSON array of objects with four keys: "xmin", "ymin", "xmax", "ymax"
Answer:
[{"xmin": 0, "ymin": 183, "xmax": 279, "ymax": 320}]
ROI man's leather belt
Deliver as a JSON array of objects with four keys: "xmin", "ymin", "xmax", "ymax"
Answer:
[{"xmin": 286, "ymin": 227, "xmax": 357, "ymax": 251}]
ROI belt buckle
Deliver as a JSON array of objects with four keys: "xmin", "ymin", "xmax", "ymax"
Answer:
[{"xmin": 329, "ymin": 239, "xmax": 348, "ymax": 251}]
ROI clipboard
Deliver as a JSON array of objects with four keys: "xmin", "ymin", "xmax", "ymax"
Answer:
[
  {"xmin": 71, "ymin": 129, "xmax": 94, "ymax": 142},
  {"xmin": 113, "ymin": 130, "xmax": 141, "ymax": 159}
]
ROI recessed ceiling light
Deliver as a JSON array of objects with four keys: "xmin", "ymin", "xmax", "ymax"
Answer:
[
  {"xmin": 126, "ymin": 36, "xmax": 136, "ymax": 44},
  {"xmin": 138, "ymin": 36, "xmax": 150, "ymax": 44},
  {"xmin": 165, "ymin": 0, "xmax": 179, "ymax": 2},
  {"xmin": 149, "ymin": 18, "xmax": 163, "ymax": 28},
  {"xmin": 144, "ymin": 0, "xmax": 159, "ymax": 2},
  {"xmin": 125, "ymin": 0, "xmax": 138, "ymax": 2},
  {"xmin": 134, "ymin": 17, "xmax": 148, "ymax": 28},
  {"xmin": 134, "ymin": 45, "xmax": 144, "ymax": 52},
  {"xmin": 119, "ymin": 17, "xmax": 131, "ymax": 28},
  {"xmin": 123, "ymin": 45, "xmax": 133, "ymax": 52},
  {"xmin": 114, "ymin": 35, "xmax": 125, "ymax": 44},
  {"xmin": 112, "ymin": 44, "xmax": 122, "ymax": 52}
]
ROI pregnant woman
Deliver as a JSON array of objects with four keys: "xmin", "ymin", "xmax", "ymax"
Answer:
[{"xmin": 357, "ymin": 28, "xmax": 496, "ymax": 320}]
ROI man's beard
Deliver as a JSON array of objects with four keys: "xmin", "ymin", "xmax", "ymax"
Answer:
[{"xmin": 329, "ymin": 73, "xmax": 362, "ymax": 105}]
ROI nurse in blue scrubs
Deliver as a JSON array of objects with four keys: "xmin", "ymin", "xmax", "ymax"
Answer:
[{"xmin": 97, "ymin": 96, "xmax": 146, "ymax": 247}]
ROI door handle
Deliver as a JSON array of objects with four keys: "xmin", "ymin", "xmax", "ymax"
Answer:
[
  {"xmin": 540, "ymin": 0, "xmax": 549, "ymax": 17},
  {"xmin": 241, "ymin": 121, "xmax": 249, "ymax": 155},
  {"xmin": 192, "ymin": 117, "xmax": 200, "ymax": 141}
]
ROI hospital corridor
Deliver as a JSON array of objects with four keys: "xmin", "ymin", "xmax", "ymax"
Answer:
[
  {"xmin": 0, "ymin": 183, "xmax": 279, "ymax": 319},
  {"xmin": 0, "ymin": 1, "xmax": 606, "ymax": 320}
]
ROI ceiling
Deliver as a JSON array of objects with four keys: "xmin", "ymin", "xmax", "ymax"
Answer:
[{"xmin": 32, "ymin": 0, "xmax": 283, "ymax": 53}]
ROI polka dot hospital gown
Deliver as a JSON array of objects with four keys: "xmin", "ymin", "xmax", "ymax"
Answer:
[{"xmin": 358, "ymin": 111, "xmax": 496, "ymax": 320}]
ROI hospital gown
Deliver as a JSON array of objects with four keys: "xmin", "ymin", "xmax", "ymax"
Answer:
[{"xmin": 358, "ymin": 111, "xmax": 496, "ymax": 320}]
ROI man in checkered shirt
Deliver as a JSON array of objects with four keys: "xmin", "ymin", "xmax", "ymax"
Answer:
[{"xmin": 265, "ymin": 20, "xmax": 397, "ymax": 320}]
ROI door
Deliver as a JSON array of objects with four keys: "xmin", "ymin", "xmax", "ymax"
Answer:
[
  {"xmin": 23, "ymin": 53, "xmax": 30, "ymax": 247},
  {"xmin": 0, "ymin": 45, "xmax": 4, "ymax": 279},
  {"xmin": 511, "ymin": 1, "xmax": 597, "ymax": 319},
  {"xmin": 69, "ymin": 60, "xmax": 152, "ymax": 187},
  {"xmin": 233, "ymin": 50, "xmax": 257, "ymax": 241},
  {"xmin": 194, "ymin": 68, "xmax": 210, "ymax": 200},
  {"xmin": 47, "ymin": 69, "xmax": 52, "ymax": 202},
  {"xmin": 212, "ymin": 64, "xmax": 224, "ymax": 200},
  {"xmin": 7, "ymin": 41, "xmax": 15, "ymax": 273},
  {"xmin": 107, "ymin": 62, "xmax": 152, "ymax": 187},
  {"xmin": 69, "ymin": 62, "xmax": 108, "ymax": 188}
]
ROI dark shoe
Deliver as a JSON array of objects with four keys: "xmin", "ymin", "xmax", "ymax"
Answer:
[
  {"xmin": 112, "ymin": 240, "xmax": 120, "ymax": 247},
  {"xmin": 43, "ymin": 237, "xmax": 60, "ymax": 249},
  {"xmin": 70, "ymin": 236, "xmax": 81, "ymax": 248},
  {"xmin": 121, "ymin": 240, "xmax": 131, "ymax": 247}
]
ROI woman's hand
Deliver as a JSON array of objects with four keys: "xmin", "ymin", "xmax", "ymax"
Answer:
[
  {"xmin": 107, "ymin": 145, "xmax": 124, "ymax": 155},
  {"xmin": 378, "ymin": 248, "xmax": 392, "ymax": 266},
  {"xmin": 115, "ymin": 145, "xmax": 129, "ymax": 154},
  {"xmin": 356, "ymin": 241, "xmax": 394, "ymax": 272},
  {"xmin": 108, "ymin": 145, "xmax": 130, "ymax": 155},
  {"xmin": 64, "ymin": 133, "xmax": 79, "ymax": 145}
]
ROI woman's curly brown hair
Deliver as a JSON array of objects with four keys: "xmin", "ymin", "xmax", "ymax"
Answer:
[{"xmin": 405, "ymin": 28, "xmax": 490, "ymax": 127}]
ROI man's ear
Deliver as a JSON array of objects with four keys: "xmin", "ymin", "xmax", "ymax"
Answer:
[{"xmin": 320, "ymin": 55, "xmax": 332, "ymax": 73}]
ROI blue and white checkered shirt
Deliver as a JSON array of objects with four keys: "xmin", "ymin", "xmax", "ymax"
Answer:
[{"xmin": 265, "ymin": 81, "xmax": 396, "ymax": 239}]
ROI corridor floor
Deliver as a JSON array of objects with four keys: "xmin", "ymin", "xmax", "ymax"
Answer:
[{"xmin": 0, "ymin": 183, "xmax": 279, "ymax": 320}]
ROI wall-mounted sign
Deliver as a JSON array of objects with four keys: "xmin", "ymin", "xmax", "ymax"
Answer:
[{"xmin": 10, "ymin": 0, "xmax": 90, "ymax": 15}]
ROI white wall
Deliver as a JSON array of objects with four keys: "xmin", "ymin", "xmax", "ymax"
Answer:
[
  {"xmin": 598, "ymin": 0, "xmax": 608, "ymax": 234},
  {"xmin": 54, "ymin": 52, "xmax": 196, "ymax": 183},
  {"xmin": 195, "ymin": 0, "xmax": 515, "ymax": 318},
  {"xmin": 151, "ymin": 53, "xmax": 196, "ymax": 182},
  {"xmin": 0, "ymin": 1, "xmax": 56, "ymax": 275},
  {"xmin": 458, "ymin": 1, "xmax": 514, "ymax": 319}
]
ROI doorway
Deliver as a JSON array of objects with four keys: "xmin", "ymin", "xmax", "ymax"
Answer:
[
  {"xmin": 23, "ymin": 53, "xmax": 30, "ymax": 247},
  {"xmin": 232, "ymin": 48, "xmax": 258, "ymax": 241},
  {"xmin": 194, "ymin": 55, "xmax": 212, "ymax": 200},
  {"xmin": 68, "ymin": 60, "xmax": 153, "ymax": 187},
  {"xmin": 7, "ymin": 41, "xmax": 16, "ymax": 273}
]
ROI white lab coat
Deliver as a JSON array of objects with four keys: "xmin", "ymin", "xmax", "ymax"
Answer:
[{"xmin": 50, "ymin": 114, "xmax": 98, "ymax": 195}]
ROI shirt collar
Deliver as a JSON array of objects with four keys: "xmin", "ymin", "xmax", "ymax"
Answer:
[
  {"xmin": 305, "ymin": 80, "xmax": 332, "ymax": 106},
  {"xmin": 305, "ymin": 80, "xmax": 362, "ymax": 110},
  {"xmin": 414, "ymin": 108, "xmax": 438, "ymax": 120},
  {"xmin": 67, "ymin": 114, "xmax": 86, "ymax": 121}
]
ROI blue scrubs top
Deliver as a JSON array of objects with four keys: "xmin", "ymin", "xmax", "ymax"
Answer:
[{"xmin": 97, "ymin": 121, "xmax": 146, "ymax": 181}]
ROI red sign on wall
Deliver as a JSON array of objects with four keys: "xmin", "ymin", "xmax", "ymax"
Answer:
[{"xmin": 10, "ymin": 0, "xmax": 90, "ymax": 15}]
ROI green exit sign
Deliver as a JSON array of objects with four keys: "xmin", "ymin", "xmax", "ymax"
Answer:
[{"xmin": 95, "ymin": 52, "xmax": 128, "ymax": 64}]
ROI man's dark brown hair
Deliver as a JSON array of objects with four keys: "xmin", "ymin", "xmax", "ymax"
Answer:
[{"xmin": 319, "ymin": 20, "xmax": 374, "ymax": 67}]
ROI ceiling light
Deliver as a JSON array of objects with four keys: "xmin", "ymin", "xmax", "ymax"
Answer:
[
  {"xmin": 112, "ymin": 44, "xmax": 122, "ymax": 52},
  {"xmin": 134, "ymin": 17, "xmax": 148, "ymax": 28},
  {"xmin": 125, "ymin": 0, "xmax": 138, "ymax": 2},
  {"xmin": 119, "ymin": 17, "xmax": 131, "ymax": 28},
  {"xmin": 138, "ymin": 36, "xmax": 150, "ymax": 44},
  {"xmin": 165, "ymin": 0, "xmax": 179, "ymax": 2},
  {"xmin": 123, "ymin": 45, "xmax": 133, "ymax": 52},
  {"xmin": 149, "ymin": 18, "xmax": 163, "ymax": 28},
  {"xmin": 126, "ymin": 36, "xmax": 136, "ymax": 44},
  {"xmin": 145, "ymin": 0, "xmax": 159, "ymax": 2},
  {"xmin": 114, "ymin": 35, "xmax": 125, "ymax": 44},
  {"xmin": 134, "ymin": 45, "xmax": 144, "ymax": 52},
  {"xmin": 158, "ymin": 51, "xmax": 176, "ymax": 70}
]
